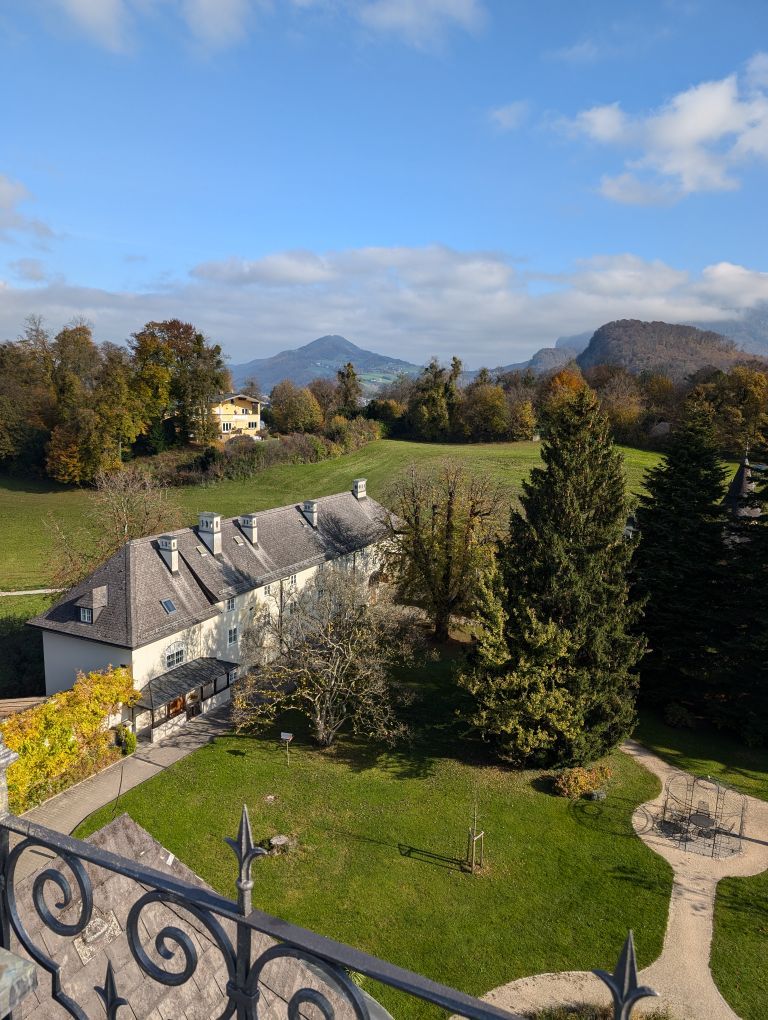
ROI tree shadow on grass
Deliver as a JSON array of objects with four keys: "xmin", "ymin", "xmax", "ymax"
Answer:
[
  {"xmin": 568, "ymin": 796, "xmax": 640, "ymax": 838},
  {"xmin": 608, "ymin": 863, "xmax": 667, "ymax": 892},
  {"xmin": 318, "ymin": 826, "xmax": 467, "ymax": 872}
]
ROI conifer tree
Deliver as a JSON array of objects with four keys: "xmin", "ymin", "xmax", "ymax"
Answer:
[
  {"xmin": 633, "ymin": 402, "xmax": 728, "ymax": 712},
  {"xmin": 460, "ymin": 388, "xmax": 643, "ymax": 765}
]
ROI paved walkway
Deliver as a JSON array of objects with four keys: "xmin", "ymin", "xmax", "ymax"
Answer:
[
  {"xmin": 476, "ymin": 739, "xmax": 768, "ymax": 1020},
  {"xmin": 12, "ymin": 709, "xmax": 232, "ymax": 880},
  {"xmin": 0, "ymin": 588, "xmax": 64, "ymax": 597}
]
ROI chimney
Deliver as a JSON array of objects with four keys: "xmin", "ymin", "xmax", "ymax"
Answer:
[
  {"xmin": 199, "ymin": 512, "xmax": 222, "ymax": 555},
  {"xmin": 158, "ymin": 535, "xmax": 179, "ymax": 573},
  {"xmin": 240, "ymin": 513, "xmax": 258, "ymax": 545},
  {"xmin": 302, "ymin": 499, "xmax": 319, "ymax": 528},
  {"xmin": 352, "ymin": 478, "xmax": 367, "ymax": 500}
]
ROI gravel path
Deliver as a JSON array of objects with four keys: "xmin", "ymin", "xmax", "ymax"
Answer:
[{"xmin": 473, "ymin": 739, "xmax": 768, "ymax": 1020}]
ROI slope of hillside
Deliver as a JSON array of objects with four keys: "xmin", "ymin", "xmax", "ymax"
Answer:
[
  {"xmin": 577, "ymin": 319, "xmax": 739, "ymax": 380},
  {"xmin": 694, "ymin": 303, "xmax": 768, "ymax": 357},
  {"xmin": 231, "ymin": 335, "xmax": 421, "ymax": 393}
]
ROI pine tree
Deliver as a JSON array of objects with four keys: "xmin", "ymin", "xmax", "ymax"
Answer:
[
  {"xmin": 460, "ymin": 388, "xmax": 643, "ymax": 765},
  {"xmin": 336, "ymin": 362, "xmax": 363, "ymax": 418},
  {"xmin": 633, "ymin": 402, "xmax": 728, "ymax": 713}
]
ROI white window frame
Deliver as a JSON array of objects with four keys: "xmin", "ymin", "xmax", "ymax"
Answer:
[
  {"xmin": 79, "ymin": 607, "xmax": 93, "ymax": 624},
  {"xmin": 165, "ymin": 641, "xmax": 185, "ymax": 670},
  {"xmin": 288, "ymin": 574, "xmax": 297, "ymax": 590},
  {"xmin": 264, "ymin": 584, "xmax": 272, "ymax": 596},
  {"xmin": 225, "ymin": 596, "xmax": 235, "ymax": 611},
  {"xmin": 222, "ymin": 421, "xmax": 232, "ymax": 433},
  {"xmin": 228, "ymin": 625, "xmax": 238, "ymax": 646}
]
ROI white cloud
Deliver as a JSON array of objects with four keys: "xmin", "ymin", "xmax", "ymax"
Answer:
[
  {"xmin": 566, "ymin": 54, "xmax": 768, "ymax": 203},
  {"xmin": 549, "ymin": 39, "xmax": 599, "ymax": 64},
  {"xmin": 2, "ymin": 246, "xmax": 767, "ymax": 366},
  {"xmin": 0, "ymin": 175, "xmax": 52, "ymax": 243},
  {"xmin": 55, "ymin": 0, "xmax": 128, "ymax": 51},
  {"xmin": 7, "ymin": 258, "xmax": 48, "ymax": 282},
  {"xmin": 192, "ymin": 250, "xmax": 336, "ymax": 285},
  {"xmin": 45, "ymin": 0, "xmax": 485, "ymax": 50},
  {"xmin": 356, "ymin": 0, "xmax": 484, "ymax": 46},
  {"xmin": 181, "ymin": 0, "xmax": 251, "ymax": 47},
  {"xmin": 489, "ymin": 100, "xmax": 529, "ymax": 132}
]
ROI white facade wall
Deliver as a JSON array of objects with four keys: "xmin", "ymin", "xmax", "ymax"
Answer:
[
  {"xmin": 42, "ymin": 631, "xmax": 131, "ymax": 696},
  {"xmin": 40, "ymin": 538, "xmax": 384, "ymax": 734}
]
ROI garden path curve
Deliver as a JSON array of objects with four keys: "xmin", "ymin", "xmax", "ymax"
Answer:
[{"xmin": 473, "ymin": 739, "xmax": 768, "ymax": 1020}]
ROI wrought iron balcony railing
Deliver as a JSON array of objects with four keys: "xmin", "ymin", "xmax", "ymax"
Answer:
[{"xmin": 0, "ymin": 739, "xmax": 657, "ymax": 1020}]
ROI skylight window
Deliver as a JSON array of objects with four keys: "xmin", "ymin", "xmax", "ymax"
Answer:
[
  {"xmin": 233, "ymin": 535, "xmax": 244, "ymax": 546},
  {"xmin": 161, "ymin": 598, "xmax": 177, "ymax": 615},
  {"xmin": 196, "ymin": 545, "xmax": 208, "ymax": 557}
]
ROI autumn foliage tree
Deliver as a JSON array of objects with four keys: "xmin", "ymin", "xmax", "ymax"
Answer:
[
  {"xmin": 1, "ymin": 666, "xmax": 137, "ymax": 812},
  {"xmin": 385, "ymin": 460, "xmax": 501, "ymax": 640}
]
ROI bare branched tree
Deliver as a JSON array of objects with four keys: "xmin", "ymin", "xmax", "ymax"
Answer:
[
  {"xmin": 50, "ymin": 466, "xmax": 184, "ymax": 588},
  {"xmin": 384, "ymin": 460, "xmax": 502, "ymax": 641},
  {"xmin": 233, "ymin": 568, "xmax": 419, "ymax": 747}
]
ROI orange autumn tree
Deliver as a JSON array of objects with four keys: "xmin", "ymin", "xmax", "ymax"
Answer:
[{"xmin": 1, "ymin": 666, "xmax": 137, "ymax": 812}]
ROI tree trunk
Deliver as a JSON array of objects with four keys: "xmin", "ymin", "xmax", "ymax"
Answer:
[{"xmin": 434, "ymin": 611, "xmax": 450, "ymax": 643}]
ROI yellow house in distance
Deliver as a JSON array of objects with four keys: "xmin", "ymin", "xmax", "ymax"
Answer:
[{"xmin": 209, "ymin": 392, "xmax": 264, "ymax": 440}]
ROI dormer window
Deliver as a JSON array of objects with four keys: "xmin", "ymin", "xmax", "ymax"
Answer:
[
  {"xmin": 80, "ymin": 607, "xmax": 93, "ymax": 624},
  {"xmin": 161, "ymin": 598, "xmax": 177, "ymax": 615}
]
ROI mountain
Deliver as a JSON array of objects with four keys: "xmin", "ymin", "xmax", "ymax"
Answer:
[
  {"xmin": 555, "ymin": 331, "xmax": 592, "ymax": 354},
  {"xmin": 464, "ymin": 346, "xmax": 577, "ymax": 382},
  {"xmin": 230, "ymin": 335, "xmax": 422, "ymax": 394},
  {"xmin": 692, "ymin": 303, "xmax": 768, "ymax": 357},
  {"xmin": 576, "ymin": 319, "xmax": 741, "ymax": 381}
]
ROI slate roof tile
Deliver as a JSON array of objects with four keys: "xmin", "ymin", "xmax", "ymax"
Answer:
[{"xmin": 28, "ymin": 489, "xmax": 390, "ymax": 652}]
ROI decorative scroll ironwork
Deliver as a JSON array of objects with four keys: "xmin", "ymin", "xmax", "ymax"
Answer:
[{"xmin": 0, "ymin": 804, "xmax": 659, "ymax": 1020}]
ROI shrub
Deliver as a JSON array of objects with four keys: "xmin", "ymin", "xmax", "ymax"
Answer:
[
  {"xmin": 115, "ymin": 723, "xmax": 138, "ymax": 755},
  {"xmin": 1, "ymin": 666, "xmax": 138, "ymax": 812},
  {"xmin": 553, "ymin": 763, "xmax": 613, "ymax": 800},
  {"xmin": 664, "ymin": 702, "xmax": 697, "ymax": 729}
]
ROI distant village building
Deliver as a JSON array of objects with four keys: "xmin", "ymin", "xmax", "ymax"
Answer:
[
  {"xmin": 209, "ymin": 392, "xmax": 265, "ymax": 440},
  {"xmin": 29, "ymin": 480, "xmax": 388, "ymax": 741}
]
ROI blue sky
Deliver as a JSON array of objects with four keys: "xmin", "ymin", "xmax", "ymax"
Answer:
[{"xmin": 2, "ymin": 0, "xmax": 768, "ymax": 367}]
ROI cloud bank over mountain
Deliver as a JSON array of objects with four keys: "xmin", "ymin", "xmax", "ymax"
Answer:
[{"xmin": 3, "ymin": 245, "xmax": 768, "ymax": 367}]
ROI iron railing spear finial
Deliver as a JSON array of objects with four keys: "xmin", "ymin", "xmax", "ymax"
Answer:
[
  {"xmin": 593, "ymin": 930, "xmax": 658, "ymax": 1020},
  {"xmin": 225, "ymin": 804, "xmax": 267, "ymax": 915},
  {"xmin": 97, "ymin": 960, "xmax": 128, "ymax": 1019}
]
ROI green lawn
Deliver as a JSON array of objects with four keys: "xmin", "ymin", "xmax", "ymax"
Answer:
[
  {"xmin": 76, "ymin": 659, "xmax": 672, "ymax": 1019},
  {"xmin": 635, "ymin": 713, "xmax": 768, "ymax": 802},
  {"xmin": 0, "ymin": 439, "xmax": 661, "ymax": 590},
  {"xmin": 635, "ymin": 713, "xmax": 768, "ymax": 1020},
  {"xmin": 0, "ymin": 594, "xmax": 52, "ymax": 697}
]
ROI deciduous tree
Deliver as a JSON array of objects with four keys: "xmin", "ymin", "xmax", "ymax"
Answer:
[
  {"xmin": 384, "ymin": 460, "xmax": 501, "ymax": 640},
  {"xmin": 234, "ymin": 570, "xmax": 416, "ymax": 747}
]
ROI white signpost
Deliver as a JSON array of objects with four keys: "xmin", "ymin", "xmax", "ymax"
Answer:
[{"xmin": 281, "ymin": 732, "xmax": 293, "ymax": 765}]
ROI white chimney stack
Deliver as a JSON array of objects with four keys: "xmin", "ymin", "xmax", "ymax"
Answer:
[
  {"xmin": 158, "ymin": 535, "xmax": 179, "ymax": 573},
  {"xmin": 353, "ymin": 478, "xmax": 367, "ymax": 500},
  {"xmin": 240, "ymin": 513, "xmax": 258, "ymax": 545},
  {"xmin": 199, "ymin": 512, "xmax": 222, "ymax": 555},
  {"xmin": 302, "ymin": 499, "xmax": 319, "ymax": 528}
]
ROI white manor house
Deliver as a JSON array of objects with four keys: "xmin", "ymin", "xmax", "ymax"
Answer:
[{"xmin": 29, "ymin": 479, "xmax": 388, "ymax": 741}]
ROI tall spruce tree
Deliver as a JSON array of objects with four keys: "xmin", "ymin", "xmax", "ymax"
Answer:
[
  {"xmin": 712, "ymin": 455, "xmax": 768, "ymax": 744},
  {"xmin": 460, "ymin": 389, "xmax": 643, "ymax": 765},
  {"xmin": 633, "ymin": 403, "xmax": 728, "ymax": 713}
]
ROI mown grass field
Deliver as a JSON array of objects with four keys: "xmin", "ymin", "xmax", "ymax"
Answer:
[
  {"xmin": 637, "ymin": 713, "xmax": 768, "ymax": 1020},
  {"xmin": 0, "ymin": 439, "xmax": 661, "ymax": 590},
  {"xmin": 76, "ymin": 661, "xmax": 671, "ymax": 1020}
]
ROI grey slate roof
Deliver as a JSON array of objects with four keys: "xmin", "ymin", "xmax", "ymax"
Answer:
[
  {"xmin": 724, "ymin": 458, "xmax": 761, "ymax": 518},
  {"xmin": 28, "ymin": 488, "xmax": 390, "ymax": 652},
  {"xmin": 136, "ymin": 657, "xmax": 238, "ymax": 709}
]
